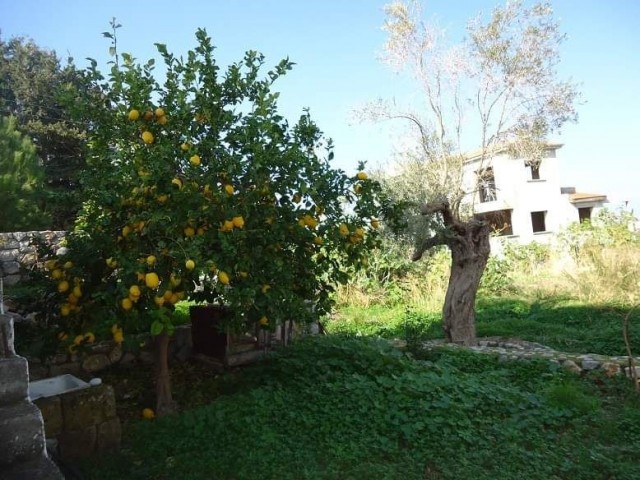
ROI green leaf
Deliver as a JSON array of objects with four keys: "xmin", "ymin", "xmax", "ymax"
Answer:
[{"xmin": 150, "ymin": 320, "xmax": 164, "ymax": 336}]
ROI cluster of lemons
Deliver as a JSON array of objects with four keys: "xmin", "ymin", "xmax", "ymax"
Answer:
[
  {"xmin": 128, "ymin": 107, "xmax": 167, "ymax": 145},
  {"xmin": 45, "ymin": 259, "xmax": 84, "ymax": 317}
]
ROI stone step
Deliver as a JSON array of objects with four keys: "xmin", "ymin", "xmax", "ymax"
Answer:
[
  {"xmin": 0, "ymin": 356, "xmax": 29, "ymax": 406},
  {"xmin": 0, "ymin": 456, "xmax": 64, "ymax": 480},
  {"xmin": 0, "ymin": 401, "xmax": 47, "ymax": 466}
]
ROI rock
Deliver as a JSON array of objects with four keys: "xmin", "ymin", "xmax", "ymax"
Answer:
[
  {"xmin": 82, "ymin": 354, "xmax": 111, "ymax": 373},
  {"xmin": 601, "ymin": 362, "xmax": 621, "ymax": 377},
  {"xmin": 60, "ymin": 385, "xmax": 116, "ymax": 432},
  {"xmin": 58, "ymin": 425, "xmax": 97, "ymax": 461},
  {"xmin": 2, "ymin": 274, "xmax": 21, "ymax": 286},
  {"xmin": 562, "ymin": 360, "xmax": 582, "ymax": 374},
  {"xmin": 2, "ymin": 261, "xmax": 21, "ymax": 275},
  {"xmin": 33, "ymin": 396, "xmax": 63, "ymax": 437},
  {"xmin": 581, "ymin": 358, "xmax": 600, "ymax": 370},
  {"xmin": 108, "ymin": 345, "xmax": 123, "ymax": 363},
  {"xmin": 96, "ymin": 418, "xmax": 121, "ymax": 453}
]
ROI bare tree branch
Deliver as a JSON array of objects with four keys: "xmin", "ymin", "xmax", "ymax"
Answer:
[{"xmin": 411, "ymin": 234, "xmax": 446, "ymax": 261}]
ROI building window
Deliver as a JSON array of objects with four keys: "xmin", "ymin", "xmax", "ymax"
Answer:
[
  {"xmin": 578, "ymin": 207, "xmax": 592, "ymax": 223},
  {"xmin": 531, "ymin": 211, "xmax": 547, "ymax": 233},
  {"xmin": 526, "ymin": 160, "xmax": 541, "ymax": 180},
  {"xmin": 477, "ymin": 167, "xmax": 496, "ymax": 203},
  {"xmin": 476, "ymin": 209, "xmax": 513, "ymax": 236}
]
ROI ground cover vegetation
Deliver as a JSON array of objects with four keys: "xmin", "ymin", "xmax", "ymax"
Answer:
[{"xmin": 79, "ymin": 336, "xmax": 640, "ymax": 480}]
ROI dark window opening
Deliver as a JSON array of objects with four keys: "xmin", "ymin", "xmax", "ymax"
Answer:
[
  {"xmin": 526, "ymin": 160, "xmax": 541, "ymax": 180},
  {"xmin": 476, "ymin": 209, "xmax": 513, "ymax": 236},
  {"xmin": 531, "ymin": 211, "xmax": 547, "ymax": 233},
  {"xmin": 477, "ymin": 167, "xmax": 496, "ymax": 203},
  {"xmin": 578, "ymin": 207, "xmax": 592, "ymax": 223}
]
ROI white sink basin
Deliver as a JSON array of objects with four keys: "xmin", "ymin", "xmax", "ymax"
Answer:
[{"xmin": 29, "ymin": 374, "xmax": 90, "ymax": 400}]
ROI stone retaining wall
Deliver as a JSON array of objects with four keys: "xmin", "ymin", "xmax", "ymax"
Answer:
[
  {"xmin": 0, "ymin": 231, "xmax": 66, "ymax": 286},
  {"xmin": 421, "ymin": 338, "xmax": 640, "ymax": 382},
  {"xmin": 28, "ymin": 326, "xmax": 193, "ymax": 381}
]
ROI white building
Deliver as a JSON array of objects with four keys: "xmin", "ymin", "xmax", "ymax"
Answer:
[{"xmin": 462, "ymin": 143, "xmax": 608, "ymax": 246}]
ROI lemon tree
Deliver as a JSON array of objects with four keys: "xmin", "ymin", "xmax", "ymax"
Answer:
[{"xmin": 44, "ymin": 29, "xmax": 400, "ymax": 415}]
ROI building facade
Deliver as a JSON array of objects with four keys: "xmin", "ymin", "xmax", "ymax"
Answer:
[{"xmin": 462, "ymin": 143, "xmax": 608, "ymax": 246}]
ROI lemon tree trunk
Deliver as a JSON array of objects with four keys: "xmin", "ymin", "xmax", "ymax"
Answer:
[{"xmin": 155, "ymin": 332, "xmax": 176, "ymax": 416}]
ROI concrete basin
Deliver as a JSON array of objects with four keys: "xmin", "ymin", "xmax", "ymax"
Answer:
[{"xmin": 29, "ymin": 374, "xmax": 90, "ymax": 401}]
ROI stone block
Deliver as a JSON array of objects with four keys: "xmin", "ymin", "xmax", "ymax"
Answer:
[
  {"xmin": 0, "ymin": 357, "xmax": 29, "ymax": 404},
  {"xmin": 2, "ymin": 274, "xmax": 21, "ymax": 286},
  {"xmin": 1, "ymin": 456, "xmax": 64, "ymax": 480},
  {"xmin": 0, "ymin": 247, "xmax": 19, "ymax": 259},
  {"xmin": 0, "ymin": 402, "xmax": 47, "ymax": 466},
  {"xmin": 60, "ymin": 385, "xmax": 116, "ymax": 431},
  {"xmin": 96, "ymin": 417, "xmax": 121, "ymax": 452},
  {"xmin": 2, "ymin": 261, "xmax": 21, "ymax": 275},
  {"xmin": 601, "ymin": 362, "xmax": 621, "ymax": 377},
  {"xmin": 34, "ymin": 396, "xmax": 63, "ymax": 437},
  {"xmin": 82, "ymin": 354, "xmax": 111, "ymax": 373},
  {"xmin": 57, "ymin": 425, "xmax": 96, "ymax": 461},
  {"xmin": 108, "ymin": 344, "xmax": 123, "ymax": 363}
]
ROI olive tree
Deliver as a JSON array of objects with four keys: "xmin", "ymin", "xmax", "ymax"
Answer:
[{"xmin": 366, "ymin": 0, "xmax": 579, "ymax": 345}]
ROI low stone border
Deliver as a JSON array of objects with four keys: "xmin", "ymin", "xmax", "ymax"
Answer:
[{"xmin": 420, "ymin": 338, "xmax": 640, "ymax": 381}]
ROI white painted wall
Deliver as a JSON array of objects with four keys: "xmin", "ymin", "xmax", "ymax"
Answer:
[{"xmin": 462, "ymin": 146, "xmax": 608, "ymax": 246}]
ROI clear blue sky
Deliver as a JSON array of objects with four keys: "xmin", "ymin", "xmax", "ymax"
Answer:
[{"xmin": 2, "ymin": 0, "xmax": 639, "ymax": 212}]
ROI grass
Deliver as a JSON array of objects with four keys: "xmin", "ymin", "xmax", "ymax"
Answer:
[
  {"xmin": 80, "ymin": 335, "xmax": 640, "ymax": 480},
  {"xmin": 327, "ymin": 296, "xmax": 640, "ymax": 356}
]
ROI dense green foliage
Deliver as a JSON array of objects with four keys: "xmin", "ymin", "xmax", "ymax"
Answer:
[
  {"xmin": 0, "ymin": 115, "xmax": 50, "ymax": 231},
  {"xmin": 80, "ymin": 336, "xmax": 640, "ymax": 480},
  {"xmin": 0, "ymin": 34, "xmax": 86, "ymax": 228}
]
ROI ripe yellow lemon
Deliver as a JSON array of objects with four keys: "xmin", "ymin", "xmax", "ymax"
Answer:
[
  {"xmin": 129, "ymin": 285, "xmax": 141, "ymax": 298},
  {"xmin": 154, "ymin": 295, "xmax": 165, "ymax": 306},
  {"xmin": 224, "ymin": 184, "xmax": 234, "ymax": 195},
  {"xmin": 371, "ymin": 219, "xmax": 380, "ymax": 229},
  {"xmin": 72, "ymin": 285, "xmax": 82, "ymax": 298},
  {"xmin": 142, "ymin": 408, "xmax": 155, "ymax": 419},
  {"xmin": 63, "ymin": 261, "xmax": 73, "ymax": 269},
  {"xmin": 143, "ymin": 110, "xmax": 153, "ymax": 121},
  {"xmin": 128, "ymin": 109, "xmax": 140, "ymax": 121},
  {"xmin": 354, "ymin": 184, "xmax": 363, "ymax": 195},
  {"xmin": 141, "ymin": 131, "xmax": 154, "ymax": 144},
  {"xmin": 84, "ymin": 332, "xmax": 96, "ymax": 344},
  {"xmin": 145, "ymin": 272, "xmax": 160, "ymax": 289},
  {"xmin": 261, "ymin": 284, "xmax": 271, "ymax": 294},
  {"xmin": 313, "ymin": 236, "xmax": 324, "ymax": 245},
  {"xmin": 170, "ymin": 274, "xmax": 181, "ymax": 287},
  {"xmin": 189, "ymin": 155, "xmax": 201, "ymax": 166},
  {"xmin": 57, "ymin": 280, "xmax": 70, "ymax": 293},
  {"xmin": 45, "ymin": 259, "xmax": 57, "ymax": 271},
  {"xmin": 157, "ymin": 114, "xmax": 168, "ymax": 125},
  {"xmin": 156, "ymin": 194, "xmax": 168, "ymax": 204},
  {"xmin": 146, "ymin": 255, "xmax": 157, "ymax": 266},
  {"xmin": 180, "ymin": 142, "xmax": 190, "ymax": 151},
  {"xmin": 163, "ymin": 290, "xmax": 173, "ymax": 302},
  {"xmin": 184, "ymin": 226, "xmax": 195, "ymax": 237},
  {"xmin": 339, "ymin": 223, "xmax": 349, "ymax": 236},
  {"xmin": 154, "ymin": 107, "xmax": 165, "ymax": 118},
  {"xmin": 122, "ymin": 225, "xmax": 132, "ymax": 237},
  {"xmin": 113, "ymin": 329, "xmax": 124, "ymax": 344},
  {"xmin": 121, "ymin": 298, "xmax": 133, "ymax": 311},
  {"xmin": 232, "ymin": 216, "xmax": 245, "ymax": 228},
  {"xmin": 73, "ymin": 334, "xmax": 84, "ymax": 346},
  {"xmin": 51, "ymin": 268, "xmax": 63, "ymax": 280},
  {"xmin": 185, "ymin": 259, "xmax": 195, "ymax": 271},
  {"xmin": 356, "ymin": 171, "xmax": 368, "ymax": 180},
  {"xmin": 218, "ymin": 271, "xmax": 230, "ymax": 285},
  {"xmin": 60, "ymin": 305, "xmax": 71, "ymax": 317},
  {"xmin": 259, "ymin": 316, "xmax": 269, "ymax": 326},
  {"xmin": 171, "ymin": 177, "xmax": 183, "ymax": 189}
]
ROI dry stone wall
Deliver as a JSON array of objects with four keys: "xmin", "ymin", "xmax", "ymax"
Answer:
[{"xmin": 0, "ymin": 231, "xmax": 66, "ymax": 286}]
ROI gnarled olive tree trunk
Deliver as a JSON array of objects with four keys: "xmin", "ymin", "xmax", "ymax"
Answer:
[{"xmin": 412, "ymin": 201, "xmax": 490, "ymax": 346}]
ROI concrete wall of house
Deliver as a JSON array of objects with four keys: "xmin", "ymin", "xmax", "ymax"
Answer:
[{"xmin": 464, "ymin": 147, "xmax": 607, "ymax": 246}]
